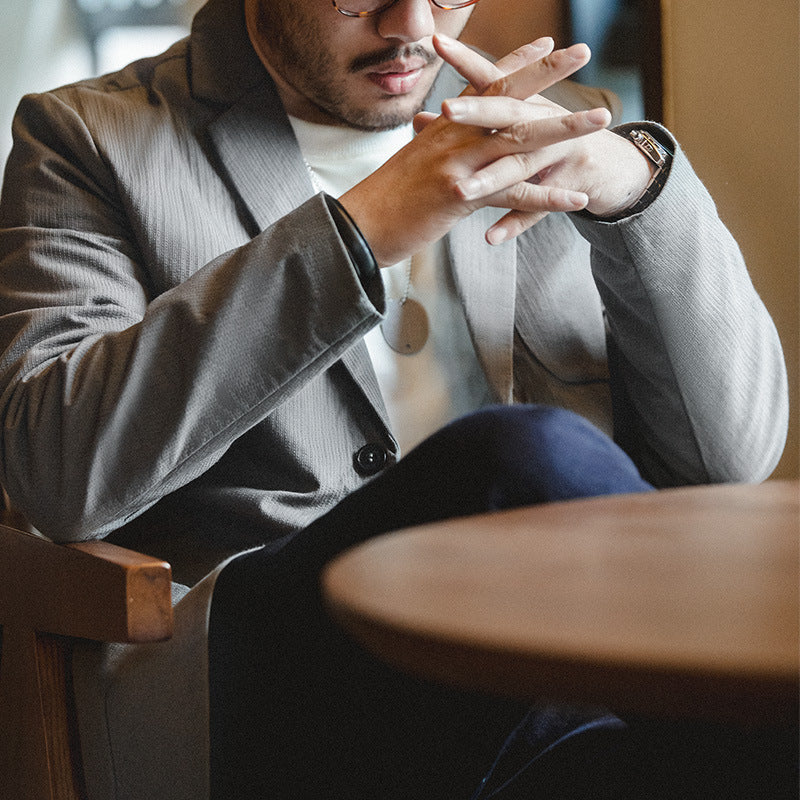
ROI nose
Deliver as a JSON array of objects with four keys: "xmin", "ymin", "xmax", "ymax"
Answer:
[{"xmin": 375, "ymin": 0, "xmax": 436, "ymax": 42}]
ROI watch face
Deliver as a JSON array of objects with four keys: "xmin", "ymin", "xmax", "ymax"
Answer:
[{"xmin": 630, "ymin": 130, "xmax": 667, "ymax": 169}]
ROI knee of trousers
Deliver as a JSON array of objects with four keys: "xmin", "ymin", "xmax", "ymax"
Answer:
[
  {"xmin": 412, "ymin": 404, "xmax": 652, "ymax": 504},
  {"xmin": 416, "ymin": 404, "xmax": 605, "ymax": 464}
]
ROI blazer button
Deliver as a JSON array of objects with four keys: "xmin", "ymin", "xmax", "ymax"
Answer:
[{"xmin": 354, "ymin": 443, "xmax": 388, "ymax": 477}]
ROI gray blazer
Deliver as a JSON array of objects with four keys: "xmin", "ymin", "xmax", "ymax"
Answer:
[
  {"xmin": 0, "ymin": 0, "xmax": 788, "ymax": 589},
  {"xmin": 0, "ymin": 1, "xmax": 788, "ymax": 796}
]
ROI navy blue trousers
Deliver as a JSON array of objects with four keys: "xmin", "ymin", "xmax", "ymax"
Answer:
[{"xmin": 207, "ymin": 405, "xmax": 796, "ymax": 799}]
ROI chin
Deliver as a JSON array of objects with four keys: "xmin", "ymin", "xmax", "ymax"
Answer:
[
  {"xmin": 346, "ymin": 111, "xmax": 418, "ymax": 131},
  {"xmin": 342, "ymin": 94, "xmax": 431, "ymax": 131}
]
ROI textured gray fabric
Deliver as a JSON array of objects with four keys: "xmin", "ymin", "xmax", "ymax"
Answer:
[{"xmin": 0, "ymin": 0, "xmax": 788, "ymax": 796}]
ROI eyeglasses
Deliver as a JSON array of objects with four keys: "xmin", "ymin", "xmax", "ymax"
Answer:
[{"xmin": 332, "ymin": 0, "xmax": 481, "ymax": 19}]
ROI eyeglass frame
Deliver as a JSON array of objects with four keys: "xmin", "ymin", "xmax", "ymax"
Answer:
[{"xmin": 331, "ymin": 0, "xmax": 481, "ymax": 19}]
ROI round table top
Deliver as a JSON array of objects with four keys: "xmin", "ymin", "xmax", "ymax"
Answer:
[{"xmin": 322, "ymin": 481, "xmax": 799, "ymax": 724}]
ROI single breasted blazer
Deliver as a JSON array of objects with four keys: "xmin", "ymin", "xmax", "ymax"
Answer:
[
  {"xmin": 0, "ymin": 0, "xmax": 788, "ymax": 796},
  {"xmin": 0, "ymin": 0, "xmax": 786, "ymax": 583}
]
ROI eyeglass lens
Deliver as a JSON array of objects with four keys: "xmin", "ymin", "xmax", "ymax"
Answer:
[{"xmin": 333, "ymin": 0, "xmax": 480, "ymax": 19}]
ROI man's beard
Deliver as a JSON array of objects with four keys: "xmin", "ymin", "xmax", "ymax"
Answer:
[{"xmin": 255, "ymin": 3, "xmax": 440, "ymax": 131}]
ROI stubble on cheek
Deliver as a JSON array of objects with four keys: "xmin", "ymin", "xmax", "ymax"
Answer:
[{"xmin": 254, "ymin": 3, "xmax": 441, "ymax": 130}]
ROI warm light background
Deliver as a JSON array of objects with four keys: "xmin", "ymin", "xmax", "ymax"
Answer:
[
  {"xmin": 465, "ymin": 0, "xmax": 799, "ymax": 480},
  {"xmin": 660, "ymin": 0, "xmax": 799, "ymax": 481},
  {"xmin": 462, "ymin": 0, "xmax": 568, "ymax": 53}
]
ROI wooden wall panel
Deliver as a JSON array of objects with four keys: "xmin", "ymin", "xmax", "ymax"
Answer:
[
  {"xmin": 461, "ymin": 0, "xmax": 568, "ymax": 58},
  {"xmin": 661, "ymin": 0, "xmax": 799, "ymax": 479}
]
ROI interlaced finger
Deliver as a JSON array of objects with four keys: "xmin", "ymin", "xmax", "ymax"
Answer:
[
  {"xmin": 443, "ymin": 94, "xmax": 583, "ymax": 130},
  {"xmin": 432, "ymin": 34, "xmax": 555, "ymax": 97},
  {"xmin": 486, "ymin": 209, "xmax": 552, "ymax": 245},
  {"xmin": 482, "ymin": 43, "xmax": 591, "ymax": 103},
  {"xmin": 450, "ymin": 108, "xmax": 610, "ymax": 201},
  {"xmin": 477, "ymin": 183, "xmax": 591, "ymax": 244},
  {"xmin": 479, "ymin": 180, "xmax": 588, "ymax": 218}
]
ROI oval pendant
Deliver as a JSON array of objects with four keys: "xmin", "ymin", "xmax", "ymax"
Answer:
[{"xmin": 381, "ymin": 297, "xmax": 429, "ymax": 355}]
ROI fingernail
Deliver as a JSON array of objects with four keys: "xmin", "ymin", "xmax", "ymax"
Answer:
[
  {"xmin": 566, "ymin": 43, "xmax": 591, "ymax": 61},
  {"xmin": 486, "ymin": 225, "xmax": 507, "ymax": 245},
  {"xmin": 568, "ymin": 192, "xmax": 589, "ymax": 209},
  {"xmin": 585, "ymin": 107, "xmax": 611, "ymax": 126},
  {"xmin": 457, "ymin": 177, "xmax": 482, "ymax": 200},
  {"xmin": 442, "ymin": 98, "xmax": 463, "ymax": 119},
  {"xmin": 529, "ymin": 36, "xmax": 554, "ymax": 53}
]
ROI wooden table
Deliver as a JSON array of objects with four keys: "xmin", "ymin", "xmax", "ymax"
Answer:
[{"xmin": 322, "ymin": 481, "xmax": 799, "ymax": 725}]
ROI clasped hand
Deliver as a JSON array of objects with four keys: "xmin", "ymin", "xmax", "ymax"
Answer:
[{"xmin": 341, "ymin": 35, "xmax": 652, "ymax": 268}]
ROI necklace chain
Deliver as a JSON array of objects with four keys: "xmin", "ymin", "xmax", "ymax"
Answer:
[{"xmin": 302, "ymin": 156, "xmax": 414, "ymax": 303}]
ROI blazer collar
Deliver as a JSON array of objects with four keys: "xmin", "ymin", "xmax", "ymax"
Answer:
[
  {"xmin": 193, "ymin": 0, "xmax": 516, "ymax": 411},
  {"xmin": 205, "ymin": 87, "xmax": 394, "ymax": 429},
  {"xmin": 425, "ymin": 52, "xmax": 518, "ymax": 402},
  {"xmin": 446, "ymin": 215, "xmax": 516, "ymax": 403},
  {"xmin": 189, "ymin": 0, "xmax": 265, "ymax": 107},
  {"xmin": 207, "ymin": 82, "xmax": 312, "ymax": 231}
]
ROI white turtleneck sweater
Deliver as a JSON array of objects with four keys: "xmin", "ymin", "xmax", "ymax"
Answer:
[{"xmin": 289, "ymin": 116, "xmax": 491, "ymax": 455}]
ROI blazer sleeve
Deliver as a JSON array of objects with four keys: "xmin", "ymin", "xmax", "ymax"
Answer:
[
  {"xmin": 0, "ymin": 90, "xmax": 383, "ymax": 541},
  {"xmin": 570, "ymin": 126, "xmax": 788, "ymax": 486}
]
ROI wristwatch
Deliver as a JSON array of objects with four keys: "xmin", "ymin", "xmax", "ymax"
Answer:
[
  {"xmin": 584, "ymin": 127, "xmax": 673, "ymax": 223},
  {"xmin": 324, "ymin": 194, "xmax": 381, "ymax": 298}
]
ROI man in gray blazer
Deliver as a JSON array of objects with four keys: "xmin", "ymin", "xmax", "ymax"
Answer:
[{"xmin": 0, "ymin": 0, "xmax": 789, "ymax": 797}]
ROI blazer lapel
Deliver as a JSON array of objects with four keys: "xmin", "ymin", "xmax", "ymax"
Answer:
[
  {"xmin": 197, "ymin": 7, "xmax": 515, "ymax": 428},
  {"xmin": 206, "ymin": 86, "xmax": 392, "ymax": 431},
  {"xmin": 447, "ymin": 209, "xmax": 517, "ymax": 403},
  {"xmin": 339, "ymin": 342, "xmax": 392, "ymax": 430},
  {"xmin": 429, "ymin": 63, "xmax": 517, "ymax": 403},
  {"xmin": 207, "ymin": 85, "xmax": 313, "ymax": 234}
]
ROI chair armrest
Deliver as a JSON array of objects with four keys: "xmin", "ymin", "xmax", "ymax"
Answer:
[{"xmin": 0, "ymin": 523, "xmax": 173, "ymax": 643}]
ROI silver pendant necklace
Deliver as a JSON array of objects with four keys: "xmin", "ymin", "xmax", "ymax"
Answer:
[{"xmin": 381, "ymin": 255, "xmax": 429, "ymax": 355}]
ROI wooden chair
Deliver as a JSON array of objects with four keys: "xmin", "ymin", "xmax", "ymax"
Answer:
[{"xmin": 0, "ymin": 514, "xmax": 173, "ymax": 800}]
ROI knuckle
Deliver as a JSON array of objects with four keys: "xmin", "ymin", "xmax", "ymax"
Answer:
[
  {"xmin": 543, "ymin": 185, "xmax": 565, "ymax": 206},
  {"xmin": 571, "ymin": 145, "xmax": 595, "ymax": 174},
  {"xmin": 507, "ymin": 182, "xmax": 531, "ymax": 205},
  {"xmin": 489, "ymin": 74, "xmax": 513, "ymax": 98},
  {"xmin": 445, "ymin": 174, "xmax": 466, "ymax": 201},
  {"xmin": 538, "ymin": 52, "xmax": 560, "ymax": 72},
  {"xmin": 513, "ymin": 151, "xmax": 536, "ymax": 178},
  {"xmin": 498, "ymin": 125, "xmax": 529, "ymax": 149},
  {"xmin": 560, "ymin": 113, "xmax": 583, "ymax": 134}
]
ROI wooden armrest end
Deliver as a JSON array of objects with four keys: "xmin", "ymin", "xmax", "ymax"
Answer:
[{"xmin": 0, "ymin": 524, "xmax": 173, "ymax": 643}]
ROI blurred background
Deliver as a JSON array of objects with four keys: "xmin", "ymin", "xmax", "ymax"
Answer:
[
  {"xmin": 0, "ymin": 0, "xmax": 649, "ymax": 183},
  {"xmin": 0, "ymin": 0, "xmax": 796, "ymax": 480},
  {"xmin": 0, "ymin": 0, "xmax": 203, "ymax": 175}
]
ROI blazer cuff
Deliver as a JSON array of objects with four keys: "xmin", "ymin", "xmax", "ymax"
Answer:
[
  {"xmin": 323, "ymin": 194, "xmax": 381, "ymax": 299},
  {"xmin": 573, "ymin": 122, "xmax": 676, "ymax": 224}
]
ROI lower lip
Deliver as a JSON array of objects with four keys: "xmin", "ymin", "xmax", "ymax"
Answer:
[{"xmin": 367, "ymin": 69, "xmax": 423, "ymax": 95}]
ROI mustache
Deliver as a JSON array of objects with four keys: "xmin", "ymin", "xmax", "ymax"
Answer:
[{"xmin": 349, "ymin": 44, "xmax": 438, "ymax": 73}]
